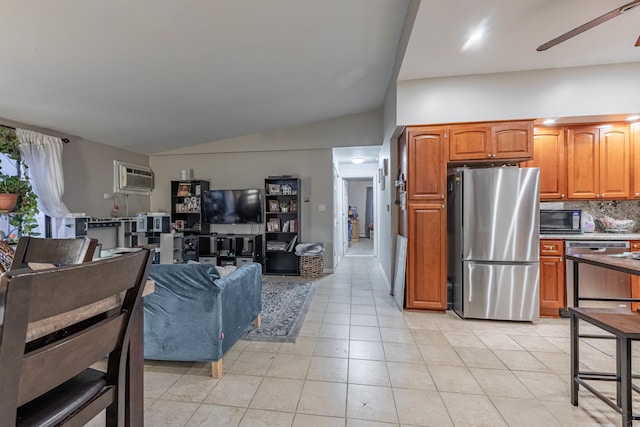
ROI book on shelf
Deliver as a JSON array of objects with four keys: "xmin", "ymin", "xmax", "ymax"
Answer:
[{"xmin": 286, "ymin": 235, "xmax": 298, "ymax": 252}]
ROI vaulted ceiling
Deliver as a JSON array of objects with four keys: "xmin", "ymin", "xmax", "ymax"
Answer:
[{"xmin": 1, "ymin": 1, "xmax": 638, "ymax": 155}]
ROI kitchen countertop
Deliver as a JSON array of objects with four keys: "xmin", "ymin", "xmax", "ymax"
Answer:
[{"xmin": 540, "ymin": 232, "xmax": 640, "ymax": 241}]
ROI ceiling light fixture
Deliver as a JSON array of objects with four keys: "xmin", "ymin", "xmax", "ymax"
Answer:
[
  {"xmin": 626, "ymin": 115, "xmax": 640, "ymax": 121},
  {"xmin": 542, "ymin": 118, "xmax": 556, "ymax": 125},
  {"xmin": 352, "ymin": 157, "xmax": 364, "ymax": 164},
  {"xmin": 462, "ymin": 30, "xmax": 484, "ymax": 51}
]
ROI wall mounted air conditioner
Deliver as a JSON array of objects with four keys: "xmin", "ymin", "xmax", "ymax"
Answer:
[{"xmin": 114, "ymin": 160, "xmax": 154, "ymax": 195}]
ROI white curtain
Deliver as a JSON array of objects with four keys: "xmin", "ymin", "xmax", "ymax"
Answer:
[{"xmin": 15, "ymin": 129, "xmax": 70, "ymax": 217}]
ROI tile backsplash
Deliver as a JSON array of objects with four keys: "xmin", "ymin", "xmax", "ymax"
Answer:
[{"xmin": 541, "ymin": 200, "xmax": 640, "ymax": 232}]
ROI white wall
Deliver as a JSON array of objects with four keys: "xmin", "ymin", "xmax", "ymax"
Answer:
[
  {"xmin": 63, "ymin": 138, "xmax": 150, "ymax": 217},
  {"xmin": 397, "ymin": 62, "xmax": 640, "ymax": 126}
]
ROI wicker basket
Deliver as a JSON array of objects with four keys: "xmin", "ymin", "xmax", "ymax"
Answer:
[{"xmin": 300, "ymin": 255, "xmax": 323, "ymax": 278}]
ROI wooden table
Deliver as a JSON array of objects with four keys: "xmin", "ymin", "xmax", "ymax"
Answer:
[{"xmin": 566, "ymin": 254, "xmax": 640, "ymax": 426}]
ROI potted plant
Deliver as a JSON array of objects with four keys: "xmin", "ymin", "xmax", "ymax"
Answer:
[
  {"xmin": 0, "ymin": 174, "xmax": 30, "ymax": 211},
  {"xmin": 0, "ymin": 127, "xmax": 39, "ymax": 242}
]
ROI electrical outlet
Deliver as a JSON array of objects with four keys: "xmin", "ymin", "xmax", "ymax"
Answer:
[{"xmin": 104, "ymin": 193, "xmax": 112, "ymax": 199}]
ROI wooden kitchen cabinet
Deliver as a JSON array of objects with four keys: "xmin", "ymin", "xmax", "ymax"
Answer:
[
  {"xmin": 539, "ymin": 239, "xmax": 565, "ymax": 318},
  {"xmin": 630, "ymin": 240, "xmax": 640, "ymax": 312},
  {"xmin": 406, "ymin": 203, "xmax": 447, "ymax": 310},
  {"xmin": 566, "ymin": 125, "xmax": 630, "ymax": 200},
  {"xmin": 448, "ymin": 121, "xmax": 533, "ymax": 163},
  {"xmin": 448, "ymin": 124, "xmax": 492, "ymax": 162},
  {"xmin": 407, "ymin": 127, "xmax": 447, "ymax": 202},
  {"xmin": 522, "ymin": 127, "xmax": 566, "ymax": 200}
]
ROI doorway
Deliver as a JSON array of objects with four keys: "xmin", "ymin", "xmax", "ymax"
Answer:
[{"xmin": 344, "ymin": 177, "xmax": 374, "ymax": 256}]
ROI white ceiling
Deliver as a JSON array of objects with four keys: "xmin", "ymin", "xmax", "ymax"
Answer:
[{"xmin": 1, "ymin": 1, "xmax": 639, "ymax": 156}]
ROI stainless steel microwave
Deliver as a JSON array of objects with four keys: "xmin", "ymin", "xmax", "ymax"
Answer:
[{"xmin": 540, "ymin": 209, "xmax": 581, "ymax": 234}]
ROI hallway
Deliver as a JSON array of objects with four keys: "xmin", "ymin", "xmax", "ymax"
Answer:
[{"xmin": 346, "ymin": 237, "xmax": 374, "ymax": 256}]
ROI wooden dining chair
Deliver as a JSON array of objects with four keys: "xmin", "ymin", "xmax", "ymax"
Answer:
[
  {"xmin": 10, "ymin": 236, "xmax": 99, "ymax": 270},
  {"xmin": 0, "ymin": 248, "xmax": 152, "ymax": 426}
]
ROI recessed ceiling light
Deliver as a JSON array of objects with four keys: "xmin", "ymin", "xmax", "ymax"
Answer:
[
  {"xmin": 542, "ymin": 118, "xmax": 556, "ymax": 125},
  {"xmin": 626, "ymin": 115, "xmax": 640, "ymax": 121},
  {"xmin": 352, "ymin": 157, "xmax": 364, "ymax": 164},
  {"xmin": 461, "ymin": 29, "xmax": 484, "ymax": 51}
]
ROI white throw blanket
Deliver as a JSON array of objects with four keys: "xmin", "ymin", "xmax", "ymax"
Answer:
[{"xmin": 295, "ymin": 243, "xmax": 324, "ymax": 256}]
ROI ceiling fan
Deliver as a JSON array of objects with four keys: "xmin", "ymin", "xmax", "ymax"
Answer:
[{"xmin": 537, "ymin": 0, "xmax": 640, "ymax": 51}]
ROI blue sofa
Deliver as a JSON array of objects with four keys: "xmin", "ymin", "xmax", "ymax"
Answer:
[{"xmin": 143, "ymin": 262, "xmax": 262, "ymax": 378}]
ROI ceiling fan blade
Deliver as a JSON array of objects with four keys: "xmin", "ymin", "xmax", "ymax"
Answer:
[
  {"xmin": 537, "ymin": 0, "xmax": 640, "ymax": 51},
  {"xmin": 636, "ymin": 34, "xmax": 640, "ymax": 46}
]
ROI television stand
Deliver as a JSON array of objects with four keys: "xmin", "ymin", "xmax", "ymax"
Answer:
[{"xmin": 197, "ymin": 234, "xmax": 262, "ymax": 267}]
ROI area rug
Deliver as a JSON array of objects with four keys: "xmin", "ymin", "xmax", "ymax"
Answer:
[{"xmin": 241, "ymin": 281, "xmax": 316, "ymax": 343}]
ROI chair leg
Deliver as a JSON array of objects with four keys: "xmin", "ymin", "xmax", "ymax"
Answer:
[
  {"xmin": 211, "ymin": 360, "xmax": 223, "ymax": 379},
  {"xmin": 253, "ymin": 314, "xmax": 261, "ymax": 328}
]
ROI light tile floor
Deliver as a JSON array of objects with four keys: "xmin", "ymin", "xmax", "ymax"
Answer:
[{"xmin": 89, "ymin": 255, "xmax": 640, "ymax": 426}]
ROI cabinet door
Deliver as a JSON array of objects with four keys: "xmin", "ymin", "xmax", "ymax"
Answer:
[
  {"xmin": 539, "ymin": 239, "xmax": 564, "ymax": 318},
  {"xmin": 407, "ymin": 127, "xmax": 447, "ymax": 202},
  {"xmin": 567, "ymin": 127, "xmax": 599, "ymax": 199},
  {"xmin": 406, "ymin": 203, "xmax": 446, "ymax": 310},
  {"xmin": 491, "ymin": 121, "xmax": 533, "ymax": 160},
  {"xmin": 523, "ymin": 127, "xmax": 566, "ymax": 200},
  {"xmin": 599, "ymin": 125, "xmax": 630, "ymax": 199},
  {"xmin": 633, "ymin": 124, "xmax": 640, "ymax": 198},
  {"xmin": 448, "ymin": 124, "xmax": 491, "ymax": 161}
]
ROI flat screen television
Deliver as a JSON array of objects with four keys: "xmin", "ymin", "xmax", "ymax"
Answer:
[{"xmin": 202, "ymin": 189, "xmax": 262, "ymax": 224}]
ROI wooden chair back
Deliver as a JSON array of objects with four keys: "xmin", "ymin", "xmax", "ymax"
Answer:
[
  {"xmin": 0, "ymin": 249, "xmax": 152, "ymax": 426},
  {"xmin": 10, "ymin": 236, "xmax": 99, "ymax": 270}
]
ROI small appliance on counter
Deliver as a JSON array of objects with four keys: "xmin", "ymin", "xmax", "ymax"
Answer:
[{"xmin": 540, "ymin": 209, "xmax": 581, "ymax": 234}]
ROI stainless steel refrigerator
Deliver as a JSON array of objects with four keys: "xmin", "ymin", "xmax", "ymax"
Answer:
[{"xmin": 447, "ymin": 167, "xmax": 540, "ymax": 321}]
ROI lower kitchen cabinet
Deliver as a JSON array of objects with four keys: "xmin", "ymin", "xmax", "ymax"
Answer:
[
  {"xmin": 539, "ymin": 239, "xmax": 565, "ymax": 318},
  {"xmin": 406, "ymin": 203, "xmax": 447, "ymax": 310}
]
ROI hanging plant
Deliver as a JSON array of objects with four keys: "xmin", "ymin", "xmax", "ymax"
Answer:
[{"xmin": 0, "ymin": 126, "xmax": 40, "ymax": 243}]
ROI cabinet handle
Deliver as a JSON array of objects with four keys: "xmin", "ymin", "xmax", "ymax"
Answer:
[
  {"xmin": 492, "ymin": 154, "xmax": 497, "ymax": 157},
  {"xmin": 487, "ymin": 154, "xmax": 492, "ymax": 157},
  {"xmin": 561, "ymin": 194, "xmax": 565, "ymax": 198},
  {"xmin": 441, "ymin": 195, "xmax": 444, "ymax": 199},
  {"xmin": 602, "ymin": 193, "xmax": 605, "ymax": 197},
  {"xmin": 635, "ymin": 192, "xmax": 640, "ymax": 197}
]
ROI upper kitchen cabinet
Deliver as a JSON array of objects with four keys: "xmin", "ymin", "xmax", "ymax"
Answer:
[
  {"xmin": 632, "ymin": 124, "xmax": 640, "ymax": 198},
  {"xmin": 567, "ymin": 125, "xmax": 630, "ymax": 200},
  {"xmin": 407, "ymin": 126, "xmax": 447, "ymax": 202},
  {"xmin": 448, "ymin": 124, "xmax": 491, "ymax": 162},
  {"xmin": 522, "ymin": 127, "xmax": 566, "ymax": 200},
  {"xmin": 448, "ymin": 120, "xmax": 533, "ymax": 163}
]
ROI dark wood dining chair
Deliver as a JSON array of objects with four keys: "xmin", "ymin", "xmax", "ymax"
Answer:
[
  {"xmin": 10, "ymin": 236, "xmax": 99, "ymax": 270},
  {"xmin": 0, "ymin": 248, "xmax": 152, "ymax": 426}
]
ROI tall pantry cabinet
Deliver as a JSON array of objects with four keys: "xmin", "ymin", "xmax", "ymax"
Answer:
[{"xmin": 399, "ymin": 127, "xmax": 448, "ymax": 310}]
